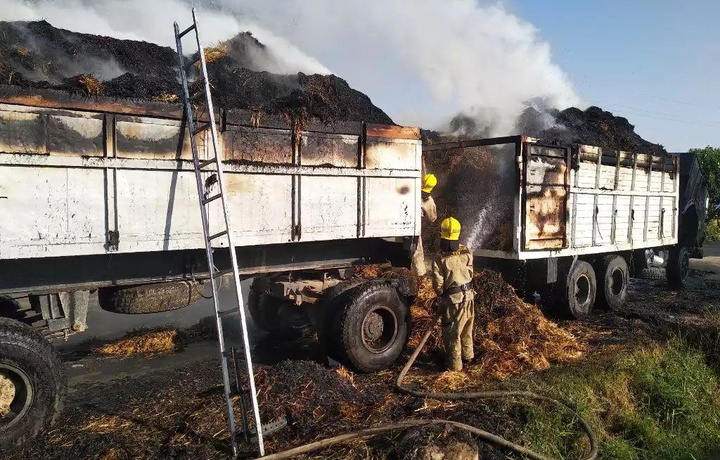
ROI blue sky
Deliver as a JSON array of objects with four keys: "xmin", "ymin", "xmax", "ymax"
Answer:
[{"xmin": 509, "ymin": 0, "xmax": 720, "ymax": 152}]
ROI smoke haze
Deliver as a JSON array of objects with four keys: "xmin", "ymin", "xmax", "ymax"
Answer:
[{"xmin": 1, "ymin": 0, "xmax": 580, "ymax": 134}]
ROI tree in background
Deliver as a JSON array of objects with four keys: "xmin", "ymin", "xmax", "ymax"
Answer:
[{"xmin": 690, "ymin": 146, "xmax": 720, "ymax": 240}]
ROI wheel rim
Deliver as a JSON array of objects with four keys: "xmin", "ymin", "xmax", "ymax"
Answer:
[
  {"xmin": 574, "ymin": 274, "xmax": 591, "ymax": 308},
  {"xmin": 360, "ymin": 305, "xmax": 398, "ymax": 354},
  {"xmin": 0, "ymin": 364, "xmax": 33, "ymax": 433},
  {"xmin": 611, "ymin": 267, "xmax": 625, "ymax": 296}
]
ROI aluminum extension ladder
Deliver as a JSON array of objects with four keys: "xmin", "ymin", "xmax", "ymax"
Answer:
[{"xmin": 173, "ymin": 9, "xmax": 266, "ymax": 457}]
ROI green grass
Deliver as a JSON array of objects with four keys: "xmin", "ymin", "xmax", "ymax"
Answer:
[
  {"xmin": 706, "ymin": 219, "xmax": 720, "ymax": 242},
  {"xmin": 504, "ymin": 340, "xmax": 720, "ymax": 460}
]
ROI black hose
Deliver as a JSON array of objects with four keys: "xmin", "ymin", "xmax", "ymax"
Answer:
[{"xmin": 257, "ymin": 312, "xmax": 598, "ymax": 460}]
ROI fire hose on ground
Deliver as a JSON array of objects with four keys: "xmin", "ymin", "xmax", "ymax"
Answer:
[{"xmin": 258, "ymin": 311, "xmax": 598, "ymax": 460}]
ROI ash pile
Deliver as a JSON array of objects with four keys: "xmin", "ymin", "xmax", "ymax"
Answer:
[{"xmin": 0, "ymin": 20, "xmax": 392, "ymax": 124}]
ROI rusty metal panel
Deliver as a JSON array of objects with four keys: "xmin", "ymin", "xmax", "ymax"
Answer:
[
  {"xmin": 222, "ymin": 126, "xmax": 292, "ymax": 165},
  {"xmin": 0, "ymin": 166, "xmax": 106, "ymax": 258},
  {"xmin": 365, "ymin": 138, "xmax": 420, "ymax": 170},
  {"xmin": 366, "ymin": 125, "xmax": 420, "ymax": 140},
  {"xmin": 365, "ymin": 177, "xmax": 419, "ymax": 237},
  {"xmin": 523, "ymin": 146, "xmax": 569, "ymax": 250},
  {"xmin": 46, "ymin": 113, "xmax": 104, "ymax": 157},
  {"xmin": 0, "ymin": 108, "xmax": 45, "ymax": 154},
  {"xmin": 301, "ymin": 132, "xmax": 359, "ymax": 167},
  {"xmin": 115, "ymin": 115, "xmax": 193, "ymax": 160}
]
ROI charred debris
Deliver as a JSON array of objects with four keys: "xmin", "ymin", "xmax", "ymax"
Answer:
[{"xmin": 0, "ymin": 20, "xmax": 392, "ymax": 125}]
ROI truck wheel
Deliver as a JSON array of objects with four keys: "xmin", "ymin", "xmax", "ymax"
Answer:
[
  {"xmin": 666, "ymin": 246, "xmax": 690, "ymax": 290},
  {"xmin": 98, "ymin": 281, "xmax": 202, "ymax": 314},
  {"xmin": 247, "ymin": 278, "xmax": 311, "ymax": 339},
  {"xmin": 332, "ymin": 283, "xmax": 410, "ymax": 373},
  {"xmin": 552, "ymin": 260, "xmax": 597, "ymax": 319},
  {"xmin": 596, "ymin": 255, "xmax": 629, "ymax": 310},
  {"xmin": 0, "ymin": 318, "xmax": 66, "ymax": 451}
]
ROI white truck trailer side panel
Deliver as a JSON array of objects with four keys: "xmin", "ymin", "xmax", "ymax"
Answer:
[{"xmin": 0, "ymin": 102, "xmax": 421, "ymax": 260}]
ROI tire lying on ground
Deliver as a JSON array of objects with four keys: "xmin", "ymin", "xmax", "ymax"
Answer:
[
  {"xmin": 98, "ymin": 281, "xmax": 203, "ymax": 314},
  {"xmin": 248, "ymin": 277, "xmax": 312, "ymax": 339},
  {"xmin": 596, "ymin": 255, "xmax": 629, "ymax": 310},
  {"xmin": 0, "ymin": 318, "xmax": 66, "ymax": 451},
  {"xmin": 331, "ymin": 282, "xmax": 410, "ymax": 373}
]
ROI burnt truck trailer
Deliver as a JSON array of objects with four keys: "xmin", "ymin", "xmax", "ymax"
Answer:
[
  {"xmin": 0, "ymin": 86, "xmax": 422, "ymax": 449},
  {"xmin": 424, "ymin": 136, "xmax": 703, "ymax": 318}
]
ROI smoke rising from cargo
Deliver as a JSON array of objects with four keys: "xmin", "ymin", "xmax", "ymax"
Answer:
[
  {"xmin": 212, "ymin": 0, "xmax": 581, "ymax": 135},
  {"xmin": 0, "ymin": 0, "xmax": 330, "ymax": 75}
]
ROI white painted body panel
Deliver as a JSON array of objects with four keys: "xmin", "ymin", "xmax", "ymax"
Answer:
[
  {"xmin": 465, "ymin": 140, "xmax": 680, "ymax": 260},
  {"xmin": 0, "ymin": 103, "xmax": 421, "ymax": 260}
]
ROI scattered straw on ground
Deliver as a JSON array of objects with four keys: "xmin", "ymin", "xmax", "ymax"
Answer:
[
  {"xmin": 93, "ymin": 329, "xmax": 178, "ymax": 357},
  {"xmin": 411, "ymin": 270, "xmax": 584, "ymax": 386},
  {"xmin": 80, "ymin": 415, "xmax": 134, "ymax": 435}
]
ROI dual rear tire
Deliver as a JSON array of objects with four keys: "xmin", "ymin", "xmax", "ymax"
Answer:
[
  {"xmin": 545, "ymin": 255, "xmax": 629, "ymax": 319},
  {"xmin": 248, "ymin": 277, "xmax": 411, "ymax": 373}
]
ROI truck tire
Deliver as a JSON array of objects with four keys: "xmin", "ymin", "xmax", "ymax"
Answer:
[
  {"xmin": 596, "ymin": 255, "xmax": 629, "ymax": 310},
  {"xmin": 550, "ymin": 260, "xmax": 597, "ymax": 319},
  {"xmin": 98, "ymin": 281, "xmax": 202, "ymax": 314},
  {"xmin": 331, "ymin": 283, "xmax": 410, "ymax": 373},
  {"xmin": 247, "ymin": 277, "xmax": 311, "ymax": 339},
  {"xmin": 666, "ymin": 246, "xmax": 690, "ymax": 290},
  {"xmin": 0, "ymin": 318, "xmax": 66, "ymax": 451}
]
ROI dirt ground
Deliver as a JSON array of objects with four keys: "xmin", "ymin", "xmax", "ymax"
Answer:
[{"xmin": 6, "ymin": 244, "xmax": 720, "ymax": 460}]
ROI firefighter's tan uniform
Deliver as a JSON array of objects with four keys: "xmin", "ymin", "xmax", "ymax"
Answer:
[
  {"xmin": 431, "ymin": 218, "xmax": 475, "ymax": 371},
  {"xmin": 411, "ymin": 174, "xmax": 438, "ymax": 276}
]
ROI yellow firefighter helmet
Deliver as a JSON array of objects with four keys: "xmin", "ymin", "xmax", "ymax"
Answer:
[
  {"xmin": 440, "ymin": 217, "xmax": 461, "ymax": 241},
  {"xmin": 421, "ymin": 174, "xmax": 437, "ymax": 193}
]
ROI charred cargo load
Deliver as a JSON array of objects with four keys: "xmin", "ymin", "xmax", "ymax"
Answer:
[{"xmin": 424, "ymin": 135, "xmax": 697, "ymax": 319}]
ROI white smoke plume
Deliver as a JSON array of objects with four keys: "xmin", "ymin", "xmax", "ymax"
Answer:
[
  {"xmin": 213, "ymin": 0, "xmax": 581, "ymax": 134},
  {"xmin": 1, "ymin": 0, "xmax": 580, "ymax": 134},
  {"xmin": 0, "ymin": 0, "xmax": 331, "ymax": 75}
]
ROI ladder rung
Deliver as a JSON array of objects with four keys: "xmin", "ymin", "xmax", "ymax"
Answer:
[
  {"xmin": 177, "ymin": 23, "xmax": 196, "ymax": 39},
  {"xmin": 208, "ymin": 230, "xmax": 228, "ymax": 241},
  {"xmin": 218, "ymin": 308, "xmax": 237, "ymax": 318},
  {"xmin": 194, "ymin": 123, "xmax": 211, "ymax": 136},
  {"xmin": 199, "ymin": 157, "xmax": 217, "ymax": 169},
  {"xmin": 202, "ymin": 193, "xmax": 222, "ymax": 205}
]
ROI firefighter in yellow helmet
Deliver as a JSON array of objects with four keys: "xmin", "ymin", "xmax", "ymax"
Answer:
[
  {"xmin": 431, "ymin": 217, "xmax": 475, "ymax": 371},
  {"xmin": 411, "ymin": 174, "xmax": 438, "ymax": 276}
]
